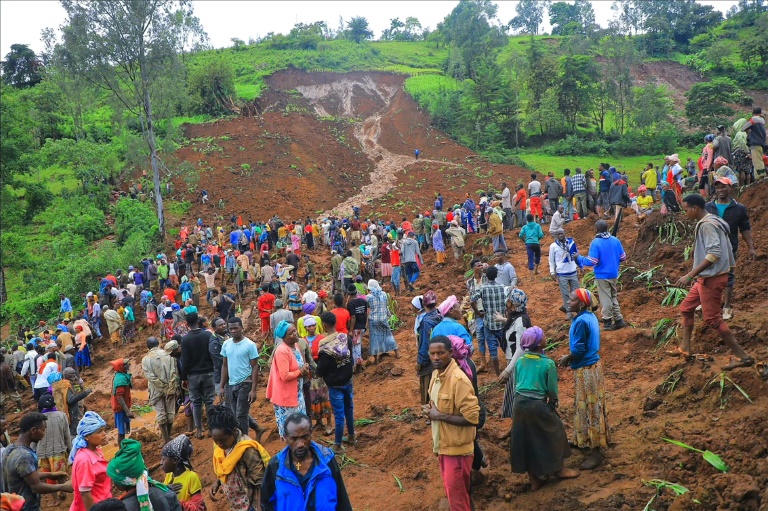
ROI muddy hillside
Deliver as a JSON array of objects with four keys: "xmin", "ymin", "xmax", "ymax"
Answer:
[{"xmin": 9, "ymin": 70, "xmax": 766, "ymax": 511}]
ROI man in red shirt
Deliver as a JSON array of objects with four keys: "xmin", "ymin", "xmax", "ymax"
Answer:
[
  {"xmin": 330, "ymin": 294, "xmax": 351, "ymax": 334},
  {"xmin": 390, "ymin": 242, "xmax": 402, "ymax": 296},
  {"xmin": 514, "ymin": 184, "xmax": 528, "ymax": 229},
  {"xmin": 258, "ymin": 284, "xmax": 276, "ymax": 337}
]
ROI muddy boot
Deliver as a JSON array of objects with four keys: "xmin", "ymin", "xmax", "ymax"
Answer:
[
  {"xmin": 612, "ymin": 319, "xmax": 628, "ymax": 330},
  {"xmin": 603, "ymin": 319, "xmax": 615, "ymax": 331},
  {"xmin": 490, "ymin": 357, "xmax": 501, "ymax": 376}
]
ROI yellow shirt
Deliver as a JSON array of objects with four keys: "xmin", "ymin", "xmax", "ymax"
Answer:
[
  {"xmin": 164, "ymin": 469, "xmax": 202, "ymax": 502},
  {"xmin": 642, "ymin": 169, "xmax": 657, "ymax": 190},
  {"xmin": 297, "ymin": 316, "xmax": 325, "ymax": 338},
  {"xmin": 430, "ymin": 375, "xmax": 443, "ymax": 454},
  {"xmin": 637, "ymin": 195, "xmax": 654, "ymax": 210}
]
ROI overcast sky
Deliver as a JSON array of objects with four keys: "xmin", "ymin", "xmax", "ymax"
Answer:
[{"xmin": 1, "ymin": 0, "xmax": 739, "ymax": 58}]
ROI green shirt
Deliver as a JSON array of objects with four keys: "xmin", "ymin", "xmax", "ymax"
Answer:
[
  {"xmin": 514, "ymin": 353, "xmax": 558, "ymax": 401},
  {"xmin": 519, "ymin": 222, "xmax": 545, "ymax": 245},
  {"xmin": 157, "ymin": 264, "xmax": 169, "ymax": 279}
]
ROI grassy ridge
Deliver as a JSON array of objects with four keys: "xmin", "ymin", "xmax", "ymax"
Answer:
[{"xmin": 187, "ymin": 40, "xmax": 449, "ymax": 100}]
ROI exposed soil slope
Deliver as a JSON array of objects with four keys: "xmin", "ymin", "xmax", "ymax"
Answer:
[{"xmin": 8, "ymin": 70, "xmax": 766, "ymax": 511}]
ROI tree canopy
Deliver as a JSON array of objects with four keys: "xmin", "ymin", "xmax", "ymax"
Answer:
[{"xmin": 1, "ymin": 44, "xmax": 43, "ymax": 88}]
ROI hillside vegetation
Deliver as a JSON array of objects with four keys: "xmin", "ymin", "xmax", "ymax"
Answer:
[{"xmin": 2, "ymin": 0, "xmax": 767, "ymax": 323}]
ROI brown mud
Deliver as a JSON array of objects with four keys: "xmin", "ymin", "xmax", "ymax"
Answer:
[{"xmin": 7, "ymin": 70, "xmax": 767, "ymax": 511}]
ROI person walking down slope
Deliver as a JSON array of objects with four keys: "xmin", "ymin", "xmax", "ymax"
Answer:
[
  {"xmin": 519, "ymin": 214, "xmax": 544, "ymax": 275},
  {"xmin": 577, "ymin": 221, "xmax": 628, "ymax": 331},
  {"xmin": 671, "ymin": 194, "xmax": 754, "ymax": 371},
  {"xmin": 401, "ymin": 232, "xmax": 424, "ymax": 293}
]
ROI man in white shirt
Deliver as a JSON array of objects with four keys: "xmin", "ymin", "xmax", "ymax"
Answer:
[
  {"xmin": 494, "ymin": 253, "xmax": 518, "ymax": 288},
  {"xmin": 33, "ymin": 352, "xmax": 59, "ymax": 400},
  {"xmin": 302, "ymin": 284, "xmax": 318, "ymax": 305},
  {"xmin": 550, "ymin": 204, "xmax": 565, "ymax": 232},
  {"xmin": 500, "ymin": 181, "xmax": 513, "ymax": 230}
]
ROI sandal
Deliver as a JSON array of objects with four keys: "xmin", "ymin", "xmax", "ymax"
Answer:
[
  {"xmin": 342, "ymin": 436, "xmax": 358, "ymax": 446},
  {"xmin": 691, "ymin": 353, "xmax": 714, "ymax": 362},
  {"xmin": 722, "ymin": 356, "xmax": 755, "ymax": 371},
  {"xmin": 665, "ymin": 347, "xmax": 691, "ymax": 359}
]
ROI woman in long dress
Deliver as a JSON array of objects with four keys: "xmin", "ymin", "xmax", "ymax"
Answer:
[
  {"xmin": 304, "ymin": 317, "xmax": 333, "ymax": 435},
  {"xmin": 498, "ymin": 288, "xmax": 532, "ymax": 421},
  {"xmin": 366, "ymin": 280, "xmax": 399, "ymax": 364},
  {"xmin": 265, "ymin": 321, "xmax": 309, "ymax": 438},
  {"xmin": 558, "ymin": 288, "xmax": 611, "ymax": 470},
  {"xmin": 510, "ymin": 326, "xmax": 579, "ymax": 490}
]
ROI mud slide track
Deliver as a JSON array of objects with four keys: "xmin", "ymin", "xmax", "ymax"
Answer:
[{"xmin": 295, "ymin": 77, "xmax": 458, "ymax": 218}]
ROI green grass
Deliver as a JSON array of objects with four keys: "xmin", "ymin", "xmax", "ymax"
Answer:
[
  {"xmin": 404, "ymin": 74, "xmax": 460, "ymax": 99},
  {"xmin": 189, "ymin": 39, "xmax": 450, "ymax": 101},
  {"xmin": 516, "ymin": 152, "xmax": 700, "ymax": 184},
  {"xmin": 14, "ymin": 165, "xmax": 80, "ymax": 194},
  {"xmin": 171, "ymin": 115, "xmax": 212, "ymax": 128}
]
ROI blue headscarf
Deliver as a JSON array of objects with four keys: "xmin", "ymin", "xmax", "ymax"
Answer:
[
  {"xmin": 47, "ymin": 371, "xmax": 63, "ymax": 385},
  {"xmin": 274, "ymin": 320, "xmax": 291, "ymax": 340},
  {"xmin": 69, "ymin": 411, "xmax": 107, "ymax": 463}
]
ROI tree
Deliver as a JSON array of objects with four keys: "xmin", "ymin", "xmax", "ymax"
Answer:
[
  {"xmin": 632, "ymin": 82, "xmax": 673, "ymax": 132},
  {"xmin": 600, "ymin": 34, "xmax": 635, "ymax": 134},
  {"xmin": 740, "ymin": 13, "xmax": 768, "ymax": 71},
  {"xmin": 555, "ymin": 54, "xmax": 597, "ymax": 129},
  {"xmin": 346, "ymin": 16, "xmax": 373, "ymax": 43},
  {"xmin": 0, "ymin": 84, "xmax": 36, "ymax": 182},
  {"xmin": 549, "ymin": 0, "xmax": 596, "ymax": 35},
  {"xmin": 510, "ymin": 0, "xmax": 549, "ymax": 35},
  {"xmin": 57, "ymin": 0, "xmax": 206, "ymax": 240},
  {"xmin": 684, "ymin": 77, "xmax": 743, "ymax": 129},
  {"xmin": 381, "ymin": 18, "xmax": 405, "ymax": 41},
  {"xmin": 440, "ymin": 0, "xmax": 507, "ymax": 79},
  {"xmin": 1, "ymin": 44, "xmax": 42, "ymax": 87}
]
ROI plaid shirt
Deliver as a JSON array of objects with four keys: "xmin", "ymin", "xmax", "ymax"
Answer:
[
  {"xmin": 472, "ymin": 281, "xmax": 506, "ymax": 330},
  {"xmin": 571, "ymin": 173, "xmax": 587, "ymax": 194},
  {"xmin": 367, "ymin": 291, "xmax": 390, "ymax": 323}
]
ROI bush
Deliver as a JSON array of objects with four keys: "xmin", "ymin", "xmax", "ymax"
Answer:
[
  {"xmin": 114, "ymin": 198, "xmax": 158, "ymax": 246},
  {"xmin": 609, "ymin": 128, "xmax": 680, "ymax": 156},
  {"xmin": 546, "ymin": 134, "xmax": 610, "ymax": 156},
  {"xmin": 187, "ymin": 59, "xmax": 237, "ymax": 116},
  {"xmin": 35, "ymin": 198, "xmax": 109, "ymax": 243}
]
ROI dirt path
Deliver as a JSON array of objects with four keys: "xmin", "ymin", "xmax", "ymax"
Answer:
[{"xmin": 295, "ymin": 78, "xmax": 459, "ymax": 218}]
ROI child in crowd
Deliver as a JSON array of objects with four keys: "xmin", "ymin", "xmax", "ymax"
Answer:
[{"xmin": 162, "ymin": 434, "xmax": 206, "ymax": 511}]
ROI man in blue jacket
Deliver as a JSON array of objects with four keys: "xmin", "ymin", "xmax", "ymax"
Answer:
[
  {"xmin": 261, "ymin": 412, "xmax": 352, "ymax": 511},
  {"xmin": 577, "ymin": 220, "xmax": 628, "ymax": 330}
]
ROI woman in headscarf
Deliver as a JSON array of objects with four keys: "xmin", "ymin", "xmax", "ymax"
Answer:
[
  {"xmin": 510, "ymin": 327, "xmax": 579, "ymax": 491},
  {"xmin": 296, "ymin": 302, "xmax": 324, "ymax": 339},
  {"xmin": 447, "ymin": 335, "xmax": 488, "ymax": 480},
  {"xmin": 265, "ymin": 321, "xmax": 309, "ymax": 438},
  {"xmin": 161, "ymin": 435, "xmax": 205, "ymax": 511},
  {"xmin": 558, "ymin": 289, "xmax": 610, "ymax": 470},
  {"xmin": 171, "ymin": 303, "xmax": 189, "ymax": 338},
  {"xmin": 107, "ymin": 439, "xmax": 181, "ymax": 511},
  {"xmin": 284, "ymin": 275, "xmax": 303, "ymax": 318},
  {"xmin": 432, "ymin": 222, "xmax": 446, "ymax": 267},
  {"xmin": 163, "ymin": 302, "xmax": 177, "ymax": 340},
  {"xmin": 303, "ymin": 316, "xmax": 333, "ymax": 436},
  {"xmin": 497, "ymin": 288, "xmax": 533, "ymax": 423},
  {"xmin": 667, "ymin": 154, "xmax": 684, "ymax": 201},
  {"xmin": 711, "ymin": 156, "xmax": 739, "ymax": 190},
  {"xmin": 74, "ymin": 325, "xmax": 92, "ymax": 373},
  {"xmin": 366, "ymin": 279, "xmax": 400, "ymax": 364},
  {"xmin": 179, "ymin": 276, "xmax": 193, "ymax": 304},
  {"xmin": 36, "ymin": 394, "xmax": 71, "ymax": 494},
  {"xmin": 70, "ymin": 411, "xmax": 112, "ymax": 510},
  {"xmin": 208, "ymin": 405, "xmax": 271, "ymax": 511},
  {"xmin": 732, "ymin": 118, "xmax": 754, "ymax": 185}
]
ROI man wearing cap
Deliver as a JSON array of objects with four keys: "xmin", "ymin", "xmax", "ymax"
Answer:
[
  {"xmin": 141, "ymin": 337, "xmax": 178, "ymax": 443},
  {"xmin": 704, "ymin": 177, "xmax": 756, "ymax": 321}
]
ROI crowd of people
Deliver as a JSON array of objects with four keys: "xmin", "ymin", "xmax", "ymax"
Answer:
[{"xmin": 1, "ymin": 108, "xmax": 765, "ymax": 511}]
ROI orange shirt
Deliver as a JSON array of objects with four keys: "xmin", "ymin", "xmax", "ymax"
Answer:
[
  {"xmin": 331, "ymin": 308, "xmax": 351, "ymax": 334},
  {"xmin": 258, "ymin": 293, "xmax": 275, "ymax": 319},
  {"xmin": 515, "ymin": 189, "xmax": 527, "ymax": 210}
]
